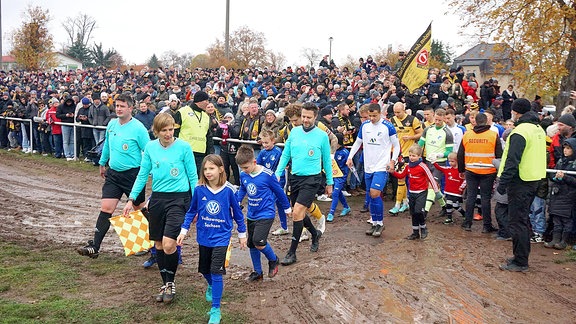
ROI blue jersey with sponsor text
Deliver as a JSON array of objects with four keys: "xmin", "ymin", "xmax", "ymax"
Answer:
[
  {"xmin": 257, "ymin": 146, "xmax": 285, "ymax": 176},
  {"xmin": 183, "ymin": 182, "xmax": 246, "ymax": 247},
  {"xmin": 236, "ymin": 167, "xmax": 291, "ymax": 221}
]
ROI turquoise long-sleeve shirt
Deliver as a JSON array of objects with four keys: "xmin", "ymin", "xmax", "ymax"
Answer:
[
  {"xmin": 275, "ymin": 125, "xmax": 333, "ymax": 185},
  {"xmin": 129, "ymin": 138, "xmax": 198, "ymax": 200},
  {"xmin": 99, "ymin": 118, "xmax": 150, "ymax": 171}
]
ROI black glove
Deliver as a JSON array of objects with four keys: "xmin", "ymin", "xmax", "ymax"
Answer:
[{"xmin": 496, "ymin": 185, "xmax": 507, "ymax": 195}]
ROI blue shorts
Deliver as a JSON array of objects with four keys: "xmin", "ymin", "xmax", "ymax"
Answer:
[{"xmin": 365, "ymin": 171, "xmax": 389, "ymax": 192}]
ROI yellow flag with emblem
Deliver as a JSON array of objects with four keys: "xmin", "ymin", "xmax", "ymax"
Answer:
[
  {"xmin": 330, "ymin": 158, "xmax": 343, "ymax": 177},
  {"xmin": 397, "ymin": 23, "xmax": 432, "ymax": 93}
]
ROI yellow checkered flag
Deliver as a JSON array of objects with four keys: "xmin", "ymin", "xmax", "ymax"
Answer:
[{"xmin": 109, "ymin": 210, "xmax": 153, "ymax": 256}]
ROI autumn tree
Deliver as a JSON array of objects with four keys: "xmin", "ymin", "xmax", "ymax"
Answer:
[
  {"xmin": 450, "ymin": 0, "xmax": 576, "ymax": 107},
  {"xmin": 10, "ymin": 6, "xmax": 57, "ymax": 70},
  {"xmin": 109, "ymin": 53, "xmax": 124, "ymax": 69},
  {"xmin": 229, "ymin": 26, "xmax": 267, "ymax": 67},
  {"xmin": 205, "ymin": 26, "xmax": 274, "ymax": 68}
]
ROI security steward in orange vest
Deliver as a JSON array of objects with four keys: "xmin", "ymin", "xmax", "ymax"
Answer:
[{"xmin": 457, "ymin": 112, "xmax": 502, "ymax": 232}]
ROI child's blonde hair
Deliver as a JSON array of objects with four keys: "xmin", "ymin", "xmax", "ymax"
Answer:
[
  {"xmin": 447, "ymin": 152, "xmax": 457, "ymax": 161},
  {"xmin": 408, "ymin": 144, "xmax": 423, "ymax": 156},
  {"xmin": 198, "ymin": 154, "xmax": 227, "ymax": 187}
]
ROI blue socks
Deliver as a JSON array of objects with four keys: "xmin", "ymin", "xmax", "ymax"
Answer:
[
  {"xmin": 211, "ymin": 274, "xmax": 223, "ymax": 309},
  {"xmin": 249, "ymin": 248, "xmax": 262, "ymax": 274},
  {"xmin": 203, "ymin": 273, "xmax": 213, "ymax": 286},
  {"xmin": 260, "ymin": 244, "xmax": 276, "ymax": 261},
  {"xmin": 369, "ymin": 196, "xmax": 383, "ymax": 222}
]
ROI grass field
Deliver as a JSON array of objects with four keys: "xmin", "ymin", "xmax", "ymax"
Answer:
[{"xmin": 0, "ymin": 241, "xmax": 248, "ymax": 324}]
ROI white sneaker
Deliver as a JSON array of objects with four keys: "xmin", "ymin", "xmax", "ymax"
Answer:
[
  {"xmin": 32, "ymin": 150, "xmax": 38, "ymax": 154},
  {"xmin": 299, "ymin": 229, "xmax": 310, "ymax": 242},
  {"xmin": 342, "ymin": 190, "xmax": 352, "ymax": 197},
  {"xmin": 272, "ymin": 227, "xmax": 289, "ymax": 236},
  {"xmin": 317, "ymin": 215, "xmax": 326, "ymax": 234},
  {"xmin": 66, "ymin": 157, "xmax": 74, "ymax": 161},
  {"xmin": 23, "ymin": 148, "xmax": 31, "ymax": 153},
  {"xmin": 317, "ymin": 194, "xmax": 332, "ymax": 202},
  {"xmin": 367, "ymin": 218, "xmax": 373, "ymax": 224}
]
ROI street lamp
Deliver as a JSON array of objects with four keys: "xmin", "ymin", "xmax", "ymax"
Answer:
[{"xmin": 328, "ymin": 37, "xmax": 333, "ymax": 63}]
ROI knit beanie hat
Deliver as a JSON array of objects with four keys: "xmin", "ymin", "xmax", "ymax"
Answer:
[
  {"xmin": 558, "ymin": 113, "xmax": 576, "ymax": 128},
  {"xmin": 511, "ymin": 98, "xmax": 531, "ymax": 114},
  {"xmin": 193, "ymin": 91, "xmax": 209, "ymax": 103}
]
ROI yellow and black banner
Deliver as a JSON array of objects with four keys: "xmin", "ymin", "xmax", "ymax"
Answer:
[{"xmin": 397, "ymin": 23, "xmax": 432, "ymax": 93}]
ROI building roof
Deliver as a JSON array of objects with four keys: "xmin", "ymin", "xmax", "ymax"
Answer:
[
  {"xmin": 453, "ymin": 43, "xmax": 513, "ymax": 74},
  {"xmin": 55, "ymin": 52, "xmax": 83, "ymax": 64},
  {"xmin": 1, "ymin": 56, "xmax": 16, "ymax": 63}
]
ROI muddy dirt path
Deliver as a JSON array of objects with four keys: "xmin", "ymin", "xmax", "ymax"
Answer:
[{"xmin": 1, "ymin": 153, "xmax": 575, "ymax": 323}]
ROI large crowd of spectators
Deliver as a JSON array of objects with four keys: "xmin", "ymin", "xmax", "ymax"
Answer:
[{"xmin": 1, "ymin": 57, "xmax": 575, "ymax": 250}]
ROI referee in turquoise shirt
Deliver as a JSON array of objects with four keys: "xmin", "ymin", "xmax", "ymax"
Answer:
[
  {"xmin": 77, "ymin": 93, "xmax": 150, "ymax": 259},
  {"xmin": 275, "ymin": 102, "xmax": 333, "ymax": 266},
  {"xmin": 123, "ymin": 113, "xmax": 198, "ymax": 303}
]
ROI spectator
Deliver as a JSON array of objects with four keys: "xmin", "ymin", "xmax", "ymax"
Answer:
[
  {"xmin": 501, "ymin": 85, "xmax": 517, "ymax": 121},
  {"xmin": 56, "ymin": 96, "xmax": 76, "ymax": 160},
  {"xmin": 47, "ymin": 98, "xmax": 63, "ymax": 158},
  {"xmin": 134, "ymin": 101, "xmax": 156, "ymax": 140},
  {"xmin": 76, "ymin": 97, "xmax": 95, "ymax": 161}
]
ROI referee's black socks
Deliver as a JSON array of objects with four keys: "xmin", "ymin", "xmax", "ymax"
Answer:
[
  {"xmin": 289, "ymin": 220, "xmax": 304, "ymax": 253},
  {"xmin": 93, "ymin": 211, "xmax": 112, "ymax": 251}
]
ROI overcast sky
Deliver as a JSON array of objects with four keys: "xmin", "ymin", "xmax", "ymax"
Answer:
[{"xmin": 2, "ymin": 0, "xmax": 472, "ymax": 67}]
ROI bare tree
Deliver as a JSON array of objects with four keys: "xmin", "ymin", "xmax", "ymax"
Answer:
[
  {"xmin": 62, "ymin": 14, "xmax": 96, "ymax": 47},
  {"xmin": 269, "ymin": 51, "xmax": 286, "ymax": 71},
  {"xmin": 301, "ymin": 48, "xmax": 321, "ymax": 68},
  {"xmin": 159, "ymin": 51, "xmax": 195, "ymax": 70}
]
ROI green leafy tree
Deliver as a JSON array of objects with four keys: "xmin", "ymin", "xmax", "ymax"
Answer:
[
  {"xmin": 90, "ymin": 43, "xmax": 117, "ymax": 68},
  {"xmin": 148, "ymin": 54, "xmax": 160, "ymax": 69},
  {"xmin": 431, "ymin": 40, "xmax": 453, "ymax": 65},
  {"xmin": 10, "ymin": 6, "xmax": 57, "ymax": 70},
  {"xmin": 66, "ymin": 36, "xmax": 91, "ymax": 66}
]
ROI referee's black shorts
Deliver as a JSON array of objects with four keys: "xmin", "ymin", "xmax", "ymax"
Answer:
[
  {"xmin": 101, "ymin": 167, "xmax": 146, "ymax": 205},
  {"xmin": 288, "ymin": 174, "xmax": 322, "ymax": 208},
  {"xmin": 147, "ymin": 191, "xmax": 191, "ymax": 241}
]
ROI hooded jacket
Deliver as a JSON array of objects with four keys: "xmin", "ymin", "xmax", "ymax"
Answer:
[
  {"xmin": 55, "ymin": 97, "xmax": 76, "ymax": 123},
  {"xmin": 548, "ymin": 137, "xmax": 576, "ymax": 218}
]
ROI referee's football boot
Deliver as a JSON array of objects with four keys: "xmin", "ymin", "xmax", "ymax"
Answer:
[{"xmin": 76, "ymin": 240, "xmax": 99, "ymax": 259}]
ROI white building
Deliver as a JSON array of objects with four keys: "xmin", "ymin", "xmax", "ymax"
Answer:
[{"xmin": 53, "ymin": 52, "xmax": 83, "ymax": 71}]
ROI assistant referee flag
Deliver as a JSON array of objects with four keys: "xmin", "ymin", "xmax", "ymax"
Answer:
[{"xmin": 397, "ymin": 23, "xmax": 432, "ymax": 93}]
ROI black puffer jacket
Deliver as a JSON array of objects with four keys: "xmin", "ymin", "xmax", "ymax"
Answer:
[
  {"xmin": 55, "ymin": 96, "xmax": 76, "ymax": 123},
  {"xmin": 548, "ymin": 137, "xmax": 576, "ymax": 218}
]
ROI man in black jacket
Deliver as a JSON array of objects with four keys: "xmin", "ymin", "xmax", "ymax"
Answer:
[
  {"xmin": 0, "ymin": 92, "xmax": 12, "ymax": 149},
  {"xmin": 56, "ymin": 96, "xmax": 76, "ymax": 160},
  {"xmin": 497, "ymin": 99, "xmax": 546, "ymax": 272}
]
